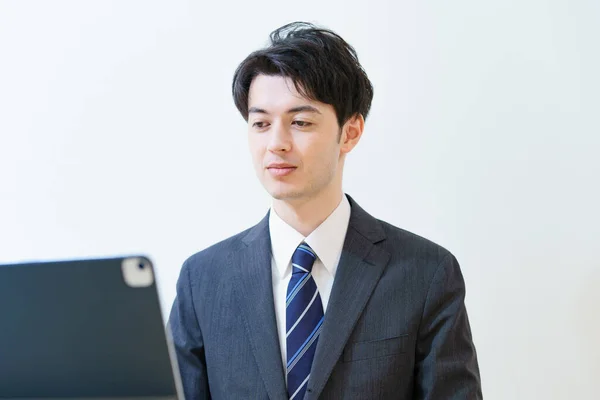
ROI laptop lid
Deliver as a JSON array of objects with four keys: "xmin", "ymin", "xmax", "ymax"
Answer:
[{"xmin": 0, "ymin": 256, "xmax": 183, "ymax": 399}]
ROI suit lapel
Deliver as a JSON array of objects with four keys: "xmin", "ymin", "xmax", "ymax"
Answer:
[
  {"xmin": 230, "ymin": 212, "xmax": 288, "ymax": 400},
  {"xmin": 306, "ymin": 195, "xmax": 391, "ymax": 400}
]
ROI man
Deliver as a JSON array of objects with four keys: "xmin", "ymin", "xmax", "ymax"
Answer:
[{"xmin": 168, "ymin": 21, "xmax": 482, "ymax": 399}]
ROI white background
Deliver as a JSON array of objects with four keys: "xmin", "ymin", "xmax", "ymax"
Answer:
[{"xmin": 1, "ymin": 0, "xmax": 598, "ymax": 398}]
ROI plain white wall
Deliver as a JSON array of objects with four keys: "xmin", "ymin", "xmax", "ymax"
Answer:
[{"xmin": 1, "ymin": 0, "xmax": 598, "ymax": 398}]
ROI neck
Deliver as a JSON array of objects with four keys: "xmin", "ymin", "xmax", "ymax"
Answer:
[{"xmin": 272, "ymin": 187, "xmax": 344, "ymax": 237}]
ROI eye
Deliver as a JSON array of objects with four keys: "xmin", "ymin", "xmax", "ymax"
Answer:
[
  {"xmin": 252, "ymin": 121, "xmax": 269, "ymax": 129},
  {"xmin": 292, "ymin": 120, "xmax": 313, "ymax": 127}
]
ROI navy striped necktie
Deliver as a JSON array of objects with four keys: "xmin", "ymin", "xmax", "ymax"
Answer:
[{"xmin": 286, "ymin": 242, "xmax": 324, "ymax": 400}]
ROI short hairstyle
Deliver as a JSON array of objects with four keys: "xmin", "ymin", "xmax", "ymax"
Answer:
[{"xmin": 231, "ymin": 21, "xmax": 374, "ymax": 128}]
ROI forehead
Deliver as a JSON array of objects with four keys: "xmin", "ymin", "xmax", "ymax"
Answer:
[{"xmin": 248, "ymin": 74, "xmax": 322, "ymax": 111}]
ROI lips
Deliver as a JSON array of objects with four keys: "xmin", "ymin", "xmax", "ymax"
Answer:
[
  {"xmin": 267, "ymin": 163, "xmax": 297, "ymax": 177},
  {"xmin": 267, "ymin": 163, "xmax": 296, "ymax": 169}
]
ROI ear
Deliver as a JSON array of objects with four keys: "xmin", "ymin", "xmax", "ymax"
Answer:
[{"xmin": 340, "ymin": 114, "xmax": 365, "ymax": 154}]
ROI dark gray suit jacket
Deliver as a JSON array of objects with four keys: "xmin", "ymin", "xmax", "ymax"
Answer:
[{"xmin": 168, "ymin": 194, "xmax": 482, "ymax": 399}]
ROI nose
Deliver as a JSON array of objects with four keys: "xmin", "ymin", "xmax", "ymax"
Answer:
[{"xmin": 266, "ymin": 121, "xmax": 292, "ymax": 153}]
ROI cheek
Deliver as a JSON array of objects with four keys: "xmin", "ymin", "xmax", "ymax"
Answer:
[
  {"xmin": 247, "ymin": 139, "xmax": 264, "ymax": 163},
  {"xmin": 303, "ymin": 141, "xmax": 339, "ymax": 171},
  {"xmin": 252, "ymin": 151, "xmax": 264, "ymax": 170}
]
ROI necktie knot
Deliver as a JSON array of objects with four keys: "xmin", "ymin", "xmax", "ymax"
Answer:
[{"xmin": 291, "ymin": 242, "xmax": 317, "ymax": 274}]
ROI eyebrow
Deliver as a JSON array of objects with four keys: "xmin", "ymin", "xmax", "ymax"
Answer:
[{"xmin": 248, "ymin": 105, "xmax": 322, "ymax": 115}]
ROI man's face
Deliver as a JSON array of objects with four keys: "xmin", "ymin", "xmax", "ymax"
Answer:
[{"xmin": 247, "ymin": 74, "xmax": 343, "ymax": 203}]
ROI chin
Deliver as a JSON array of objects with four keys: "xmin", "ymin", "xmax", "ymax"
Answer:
[
  {"xmin": 267, "ymin": 186, "xmax": 305, "ymax": 201},
  {"xmin": 269, "ymin": 192, "xmax": 301, "ymax": 201}
]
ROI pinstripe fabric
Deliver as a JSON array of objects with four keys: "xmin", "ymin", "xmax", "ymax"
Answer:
[{"xmin": 286, "ymin": 242, "xmax": 323, "ymax": 400}]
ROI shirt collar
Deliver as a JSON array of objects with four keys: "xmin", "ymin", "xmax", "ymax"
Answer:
[{"xmin": 269, "ymin": 194, "xmax": 351, "ymax": 278}]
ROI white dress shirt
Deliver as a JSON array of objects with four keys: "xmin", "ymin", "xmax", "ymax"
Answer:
[{"xmin": 269, "ymin": 195, "xmax": 351, "ymax": 369}]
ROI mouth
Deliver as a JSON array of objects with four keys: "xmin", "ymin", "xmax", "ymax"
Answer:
[{"xmin": 266, "ymin": 165, "xmax": 297, "ymax": 177}]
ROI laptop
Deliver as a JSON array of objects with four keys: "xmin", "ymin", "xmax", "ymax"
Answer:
[{"xmin": 0, "ymin": 256, "xmax": 184, "ymax": 399}]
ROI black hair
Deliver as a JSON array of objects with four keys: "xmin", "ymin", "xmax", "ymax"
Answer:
[{"xmin": 231, "ymin": 21, "xmax": 374, "ymax": 129}]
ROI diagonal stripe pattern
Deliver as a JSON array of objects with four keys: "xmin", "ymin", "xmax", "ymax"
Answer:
[{"xmin": 286, "ymin": 242, "xmax": 324, "ymax": 400}]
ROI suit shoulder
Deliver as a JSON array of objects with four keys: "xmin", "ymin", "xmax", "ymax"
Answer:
[
  {"xmin": 181, "ymin": 225, "xmax": 254, "ymax": 274},
  {"xmin": 376, "ymin": 218, "xmax": 454, "ymax": 264}
]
